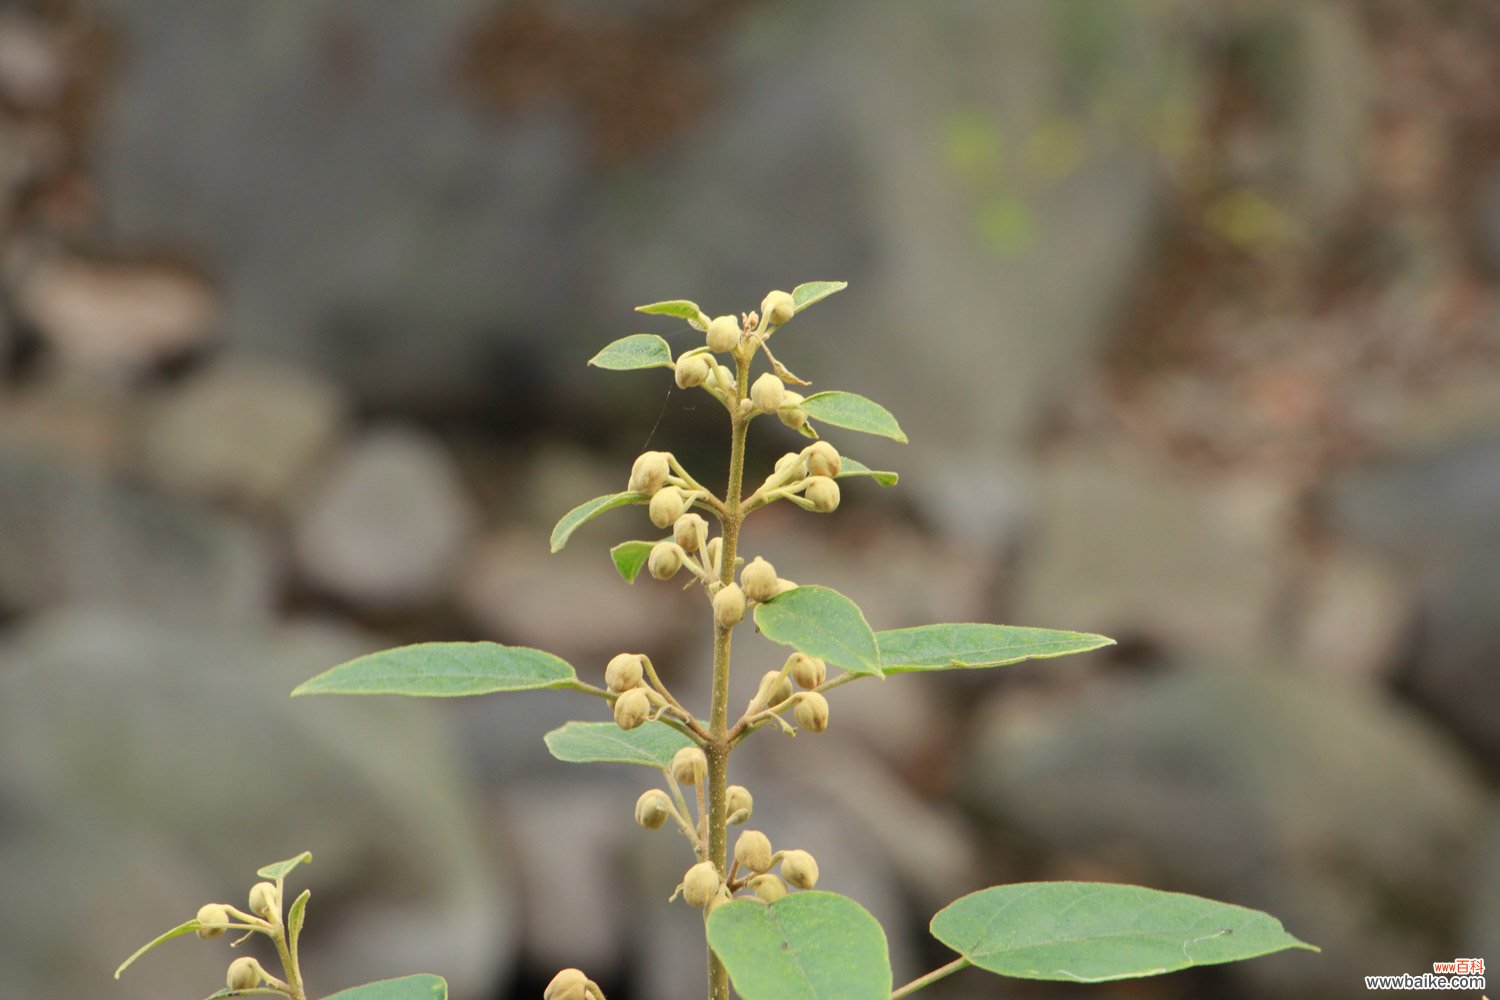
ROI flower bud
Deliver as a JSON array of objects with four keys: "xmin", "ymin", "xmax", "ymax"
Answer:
[
  {"xmin": 195, "ymin": 903, "xmax": 230, "ymax": 939},
  {"xmin": 635, "ymin": 788, "xmax": 673, "ymax": 830},
  {"xmin": 648, "ymin": 541, "xmax": 683, "ymax": 580},
  {"xmin": 774, "ymin": 451, "xmax": 805, "ymax": 477},
  {"xmin": 675, "ymin": 352, "xmax": 712, "ymax": 389},
  {"xmin": 673, "ymin": 513, "xmax": 708, "ymax": 552},
  {"xmin": 795, "ymin": 691, "xmax": 830, "ymax": 733},
  {"xmin": 761, "ymin": 290, "xmax": 796, "ymax": 327},
  {"xmin": 613, "ymin": 687, "xmax": 651, "ymax": 730},
  {"xmin": 628, "ymin": 451, "xmax": 670, "ymax": 495},
  {"xmin": 804, "ymin": 440, "xmax": 841, "ymax": 478},
  {"xmin": 544, "ymin": 968, "xmax": 590, "ymax": 1000},
  {"xmin": 788, "ymin": 652, "xmax": 826, "ymax": 689},
  {"xmin": 605, "ymin": 653, "xmax": 644, "ymax": 693},
  {"xmin": 734, "ymin": 830, "xmax": 774, "ymax": 873},
  {"xmin": 705, "ymin": 537, "xmax": 723, "ymax": 570},
  {"xmin": 772, "ymin": 578, "xmax": 798, "ymax": 597},
  {"xmin": 705, "ymin": 885, "xmax": 734, "ymax": 916},
  {"xmin": 803, "ymin": 476, "xmax": 840, "ymax": 512},
  {"xmin": 713, "ymin": 583, "xmax": 746, "ymax": 628},
  {"xmin": 753, "ymin": 669, "xmax": 794, "ymax": 709},
  {"xmin": 714, "ymin": 364, "xmax": 735, "ymax": 394},
  {"xmin": 781, "ymin": 849, "xmax": 819, "ymax": 890},
  {"xmin": 248, "ymin": 881, "xmax": 279, "ymax": 919},
  {"xmin": 706, "ymin": 315, "xmax": 740, "ymax": 353},
  {"xmin": 227, "ymin": 956, "xmax": 264, "ymax": 991},
  {"xmin": 740, "ymin": 557, "xmax": 778, "ymax": 603},
  {"xmin": 682, "ymin": 861, "xmax": 721, "ymax": 908},
  {"xmin": 778, "ymin": 391, "xmax": 807, "ymax": 430},
  {"xmin": 670, "ymin": 746, "xmax": 708, "ymax": 785},
  {"xmin": 649, "ymin": 486, "xmax": 687, "ymax": 529},
  {"xmin": 727, "ymin": 784, "xmax": 753, "ymax": 821},
  {"xmin": 750, "ymin": 373, "xmax": 784, "ymax": 414},
  {"xmin": 750, "ymin": 874, "xmax": 788, "ymax": 902}
]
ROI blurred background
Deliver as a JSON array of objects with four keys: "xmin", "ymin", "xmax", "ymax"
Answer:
[{"xmin": 2, "ymin": 1, "xmax": 1498, "ymax": 998}]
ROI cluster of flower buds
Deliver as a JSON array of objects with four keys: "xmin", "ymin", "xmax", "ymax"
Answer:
[
  {"xmin": 754, "ymin": 441, "xmax": 842, "ymax": 515},
  {"xmin": 180, "ymin": 878, "xmax": 298, "ymax": 994},
  {"xmin": 545, "ymin": 967, "xmax": 607, "ymax": 1000},
  {"xmin": 606, "ymin": 652, "xmax": 668, "ymax": 731},
  {"xmin": 743, "ymin": 651, "xmax": 830, "ymax": 735},
  {"xmin": 673, "ymin": 830, "xmax": 821, "ymax": 911}
]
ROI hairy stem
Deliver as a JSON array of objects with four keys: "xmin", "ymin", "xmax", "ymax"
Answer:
[
  {"xmin": 890, "ymin": 957, "xmax": 971, "ymax": 999},
  {"xmin": 706, "ymin": 352, "xmax": 750, "ymax": 1000}
]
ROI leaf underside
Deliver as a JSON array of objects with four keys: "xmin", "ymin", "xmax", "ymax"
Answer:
[
  {"xmin": 753, "ymin": 585, "xmax": 882, "ymax": 676},
  {"xmin": 790, "ymin": 281, "xmax": 848, "ymax": 314},
  {"xmin": 930, "ymin": 882, "xmax": 1318, "ymax": 983},
  {"xmin": 707, "ymin": 892, "xmax": 892, "ymax": 1000},
  {"xmin": 321, "ymin": 975, "xmax": 449, "ymax": 1000},
  {"xmin": 544, "ymin": 720, "xmax": 696, "ymax": 767},
  {"xmin": 877, "ymin": 624, "xmax": 1114, "ymax": 674},
  {"xmin": 550, "ymin": 491, "xmax": 647, "ymax": 553},
  {"xmin": 292, "ymin": 642, "xmax": 576, "ymax": 697},
  {"xmin": 836, "ymin": 457, "xmax": 898, "ymax": 487},
  {"xmin": 801, "ymin": 391, "xmax": 908, "ymax": 443},
  {"xmin": 257, "ymin": 851, "xmax": 313, "ymax": 881},
  {"xmin": 610, "ymin": 540, "xmax": 656, "ymax": 583},
  {"xmin": 588, "ymin": 333, "xmax": 675, "ymax": 371}
]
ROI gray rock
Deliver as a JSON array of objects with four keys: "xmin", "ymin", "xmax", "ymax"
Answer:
[
  {"xmin": 962, "ymin": 668, "xmax": 1487, "ymax": 997},
  {"xmin": 0, "ymin": 609, "xmax": 511, "ymax": 1000},
  {"xmin": 135, "ymin": 359, "xmax": 350, "ymax": 511},
  {"xmin": 294, "ymin": 425, "xmax": 478, "ymax": 609},
  {"xmin": 1013, "ymin": 450, "xmax": 1293, "ymax": 658},
  {"xmin": 0, "ymin": 441, "xmax": 276, "ymax": 622},
  {"xmin": 1291, "ymin": 545, "xmax": 1413, "ymax": 688},
  {"xmin": 1328, "ymin": 432, "xmax": 1500, "ymax": 763}
]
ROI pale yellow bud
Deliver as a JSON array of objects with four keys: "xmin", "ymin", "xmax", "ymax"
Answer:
[
  {"xmin": 750, "ymin": 874, "xmax": 788, "ymax": 902},
  {"xmin": 248, "ymin": 881, "xmax": 279, "ymax": 920},
  {"xmin": 779, "ymin": 391, "xmax": 807, "ymax": 430},
  {"xmin": 734, "ymin": 830, "xmax": 774, "ymax": 873},
  {"xmin": 628, "ymin": 451, "xmax": 670, "ymax": 495},
  {"xmin": 727, "ymin": 784, "xmax": 753, "ymax": 821},
  {"xmin": 635, "ymin": 788, "xmax": 673, "ymax": 830},
  {"xmin": 761, "ymin": 290, "xmax": 796, "ymax": 327},
  {"xmin": 772, "ymin": 578, "xmax": 799, "ymax": 597},
  {"xmin": 714, "ymin": 583, "xmax": 746, "ymax": 628},
  {"xmin": 788, "ymin": 652, "xmax": 826, "ymax": 689},
  {"xmin": 750, "ymin": 373, "xmax": 784, "ymax": 414},
  {"xmin": 195, "ymin": 903, "xmax": 230, "ymax": 939},
  {"xmin": 706, "ymin": 315, "xmax": 740, "ymax": 353},
  {"xmin": 804, "ymin": 476, "xmax": 840, "ymax": 512},
  {"xmin": 648, "ymin": 541, "xmax": 683, "ymax": 580},
  {"xmin": 705, "ymin": 537, "xmax": 723, "ymax": 570},
  {"xmin": 705, "ymin": 885, "xmax": 734, "ymax": 916},
  {"xmin": 740, "ymin": 557, "xmax": 778, "ymax": 603},
  {"xmin": 544, "ymin": 968, "xmax": 590, "ymax": 1000},
  {"xmin": 754, "ymin": 669, "xmax": 794, "ymax": 709},
  {"xmin": 795, "ymin": 691, "xmax": 830, "ymax": 733},
  {"xmin": 613, "ymin": 687, "xmax": 651, "ymax": 730},
  {"xmin": 605, "ymin": 653, "xmax": 644, "ymax": 693},
  {"xmin": 715, "ymin": 364, "xmax": 736, "ymax": 394},
  {"xmin": 675, "ymin": 352, "xmax": 712, "ymax": 389},
  {"xmin": 671, "ymin": 746, "xmax": 708, "ymax": 785},
  {"xmin": 226, "ymin": 957, "xmax": 264, "ymax": 991},
  {"xmin": 673, "ymin": 513, "xmax": 708, "ymax": 552},
  {"xmin": 682, "ymin": 861, "xmax": 721, "ymax": 908},
  {"xmin": 649, "ymin": 486, "xmax": 687, "ymax": 529},
  {"xmin": 781, "ymin": 849, "xmax": 819, "ymax": 890},
  {"xmin": 774, "ymin": 451, "xmax": 805, "ymax": 476},
  {"xmin": 804, "ymin": 440, "xmax": 841, "ymax": 478}
]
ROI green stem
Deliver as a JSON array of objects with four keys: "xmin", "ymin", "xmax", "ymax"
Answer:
[
  {"xmin": 890, "ymin": 957, "xmax": 971, "ymax": 999},
  {"xmin": 706, "ymin": 353, "xmax": 751, "ymax": 1000}
]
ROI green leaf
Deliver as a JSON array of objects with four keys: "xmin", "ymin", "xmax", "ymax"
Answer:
[
  {"xmin": 878, "ymin": 624, "xmax": 1114, "ymax": 674},
  {"xmin": 114, "ymin": 920, "xmax": 201, "ymax": 978},
  {"xmin": 707, "ymin": 892, "xmax": 891, "ymax": 1000},
  {"xmin": 610, "ymin": 540, "xmax": 656, "ymax": 583},
  {"xmin": 544, "ymin": 720, "xmax": 696, "ymax": 768},
  {"xmin": 930, "ymin": 883, "xmax": 1318, "ymax": 983},
  {"xmin": 801, "ymin": 391, "xmax": 908, "ymax": 443},
  {"xmin": 287, "ymin": 888, "xmax": 310, "ymax": 955},
  {"xmin": 257, "ymin": 851, "xmax": 312, "ymax": 881},
  {"xmin": 293, "ymin": 642, "xmax": 577, "ymax": 698},
  {"xmin": 588, "ymin": 334, "xmax": 674, "ymax": 371},
  {"xmin": 791, "ymin": 281, "xmax": 848, "ymax": 314},
  {"xmin": 636, "ymin": 299, "xmax": 709, "ymax": 329},
  {"xmin": 551, "ymin": 491, "xmax": 647, "ymax": 553},
  {"xmin": 322, "ymin": 975, "xmax": 448, "ymax": 1000},
  {"xmin": 836, "ymin": 457, "xmax": 898, "ymax": 487},
  {"xmin": 200, "ymin": 990, "xmax": 287, "ymax": 999},
  {"xmin": 754, "ymin": 586, "xmax": 881, "ymax": 676}
]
